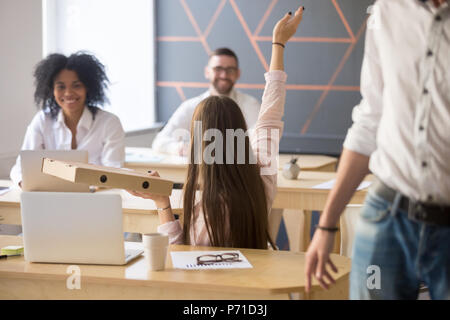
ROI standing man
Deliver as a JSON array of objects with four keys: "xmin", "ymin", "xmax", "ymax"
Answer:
[
  {"xmin": 305, "ymin": 0, "xmax": 450, "ymax": 299},
  {"xmin": 152, "ymin": 48, "xmax": 260, "ymax": 156}
]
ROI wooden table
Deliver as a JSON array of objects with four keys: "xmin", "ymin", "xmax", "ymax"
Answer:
[
  {"xmin": 125, "ymin": 147, "xmax": 340, "ymax": 250},
  {"xmin": 275, "ymin": 171, "xmax": 371, "ymax": 210},
  {"xmin": 276, "ymin": 171, "xmax": 373, "ymax": 252},
  {"xmin": 0, "ymin": 180, "xmax": 183, "ymax": 234},
  {"xmin": 1, "ymin": 169, "xmax": 371, "ymax": 253},
  {"xmin": 125, "ymin": 147, "xmax": 338, "ymax": 182},
  {"xmin": 126, "ymin": 148, "xmax": 368, "ymax": 253},
  {"xmin": 0, "ymin": 235, "xmax": 351, "ymax": 300}
]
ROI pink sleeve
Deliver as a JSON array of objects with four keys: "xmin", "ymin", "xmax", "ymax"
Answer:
[
  {"xmin": 250, "ymin": 70, "xmax": 287, "ymax": 210},
  {"xmin": 157, "ymin": 220, "xmax": 184, "ymax": 244}
]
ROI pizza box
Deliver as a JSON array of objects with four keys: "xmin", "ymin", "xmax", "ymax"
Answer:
[{"xmin": 41, "ymin": 158, "xmax": 173, "ymax": 196}]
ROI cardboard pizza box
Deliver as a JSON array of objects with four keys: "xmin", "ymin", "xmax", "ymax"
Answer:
[{"xmin": 41, "ymin": 158, "xmax": 173, "ymax": 196}]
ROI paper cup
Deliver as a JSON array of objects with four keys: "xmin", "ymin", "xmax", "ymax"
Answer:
[
  {"xmin": 142, "ymin": 233, "xmax": 169, "ymax": 271},
  {"xmin": 142, "ymin": 233, "xmax": 169, "ymax": 248}
]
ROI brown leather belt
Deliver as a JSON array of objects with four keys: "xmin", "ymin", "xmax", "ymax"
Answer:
[{"xmin": 371, "ymin": 178, "xmax": 450, "ymax": 227}]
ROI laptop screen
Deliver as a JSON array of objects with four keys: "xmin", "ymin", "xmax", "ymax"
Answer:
[{"xmin": 20, "ymin": 150, "xmax": 89, "ymax": 192}]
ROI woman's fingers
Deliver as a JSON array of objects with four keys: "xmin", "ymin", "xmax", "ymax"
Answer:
[
  {"xmin": 286, "ymin": 6, "xmax": 303, "ymax": 32},
  {"xmin": 128, "ymin": 190, "xmax": 145, "ymax": 197},
  {"xmin": 282, "ymin": 11, "xmax": 292, "ymax": 21},
  {"xmin": 273, "ymin": 12, "xmax": 291, "ymax": 39},
  {"xmin": 274, "ymin": 5, "xmax": 304, "ymax": 44},
  {"xmin": 126, "ymin": 189, "xmax": 139, "ymax": 197},
  {"xmin": 292, "ymin": 6, "xmax": 304, "ymax": 26},
  {"xmin": 127, "ymin": 189, "xmax": 153, "ymax": 199}
]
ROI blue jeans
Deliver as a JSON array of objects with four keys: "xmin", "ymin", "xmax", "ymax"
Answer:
[{"xmin": 350, "ymin": 190, "xmax": 450, "ymax": 300}]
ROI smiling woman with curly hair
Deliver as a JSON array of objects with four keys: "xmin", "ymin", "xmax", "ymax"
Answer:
[{"xmin": 10, "ymin": 51, "xmax": 125, "ymax": 187}]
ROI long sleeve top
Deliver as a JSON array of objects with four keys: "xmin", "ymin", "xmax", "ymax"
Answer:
[
  {"xmin": 10, "ymin": 107, "xmax": 125, "ymax": 185},
  {"xmin": 152, "ymin": 89, "xmax": 261, "ymax": 156},
  {"xmin": 157, "ymin": 70, "xmax": 287, "ymax": 245},
  {"xmin": 343, "ymin": 0, "xmax": 450, "ymax": 204}
]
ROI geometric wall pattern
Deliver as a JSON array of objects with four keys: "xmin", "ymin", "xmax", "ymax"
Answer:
[{"xmin": 156, "ymin": 0, "xmax": 374, "ymax": 156}]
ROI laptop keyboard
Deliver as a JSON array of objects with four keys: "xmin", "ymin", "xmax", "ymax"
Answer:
[{"xmin": 125, "ymin": 249, "xmax": 143, "ymax": 261}]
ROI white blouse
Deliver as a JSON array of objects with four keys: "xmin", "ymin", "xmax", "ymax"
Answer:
[{"xmin": 10, "ymin": 107, "xmax": 125, "ymax": 185}]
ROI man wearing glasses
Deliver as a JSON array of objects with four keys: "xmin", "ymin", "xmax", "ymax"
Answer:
[{"xmin": 152, "ymin": 48, "xmax": 260, "ymax": 156}]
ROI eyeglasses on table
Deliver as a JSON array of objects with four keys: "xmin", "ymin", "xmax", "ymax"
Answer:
[{"xmin": 196, "ymin": 252, "xmax": 242, "ymax": 265}]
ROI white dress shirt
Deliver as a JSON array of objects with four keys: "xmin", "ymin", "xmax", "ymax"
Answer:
[
  {"xmin": 343, "ymin": 0, "xmax": 450, "ymax": 204},
  {"xmin": 152, "ymin": 89, "xmax": 260, "ymax": 155},
  {"xmin": 10, "ymin": 107, "xmax": 125, "ymax": 185}
]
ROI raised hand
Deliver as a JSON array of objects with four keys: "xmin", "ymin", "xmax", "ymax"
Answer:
[
  {"xmin": 273, "ymin": 6, "xmax": 304, "ymax": 45},
  {"xmin": 269, "ymin": 6, "xmax": 304, "ymax": 71}
]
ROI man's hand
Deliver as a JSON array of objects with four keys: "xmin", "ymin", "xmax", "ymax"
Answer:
[
  {"xmin": 304, "ymin": 149, "xmax": 370, "ymax": 292},
  {"xmin": 305, "ymin": 229, "xmax": 339, "ymax": 292}
]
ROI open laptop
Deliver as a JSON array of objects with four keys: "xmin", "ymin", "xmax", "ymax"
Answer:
[
  {"xmin": 20, "ymin": 150, "xmax": 90, "ymax": 192},
  {"xmin": 20, "ymin": 192, "xmax": 143, "ymax": 265}
]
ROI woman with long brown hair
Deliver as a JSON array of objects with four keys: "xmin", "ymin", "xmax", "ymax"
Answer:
[{"xmin": 129, "ymin": 7, "xmax": 304, "ymax": 249}]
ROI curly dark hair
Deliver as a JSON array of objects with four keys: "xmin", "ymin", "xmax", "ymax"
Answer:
[{"xmin": 33, "ymin": 51, "xmax": 109, "ymax": 119}]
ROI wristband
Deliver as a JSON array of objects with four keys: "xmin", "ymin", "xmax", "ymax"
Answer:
[
  {"xmin": 315, "ymin": 225, "xmax": 339, "ymax": 232},
  {"xmin": 272, "ymin": 42, "xmax": 285, "ymax": 48},
  {"xmin": 157, "ymin": 204, "xmax": 171, "ymax": 213}
]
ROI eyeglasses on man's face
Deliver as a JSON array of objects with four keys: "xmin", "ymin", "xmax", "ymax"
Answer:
[
  {"xmin": 196, "ymin": 252, "xmax": 242, "ymax": 265},
  {"xmin": 211, "ymin": 66, "xmax": 238, "ymax": 76}
]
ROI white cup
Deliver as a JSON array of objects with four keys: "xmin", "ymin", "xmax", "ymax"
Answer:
[{"xmin": 142, "ymin": 233, "xmax": 169, "ymax": 271}]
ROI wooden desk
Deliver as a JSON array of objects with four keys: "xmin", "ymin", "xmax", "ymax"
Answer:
[
  {"xmin": 125, "ymin": 148, "xmax": 339, "ymax": 250},
  {"xmin": 0, "ymin": 180, "xmax": 183, "ymax": 234},
  {"xmin": 276, "ymin": 171, "xmax": 372, "ymax": 252},
  {"xmin": 125, "ymin": 147, "xmax": 338, "ymax": 182},
  {"xmin": 278, "ymin": 153, "xmax": 337, "ymax": 172},
  {"xmin": 275, "ymin": 171, "xmax": 371, "ymax": 210},
  {"xmin": 1, "ymin": 170, "xmax": 371, "ymax": 253},
  {"xmin": 0, "ymin": 235, "xmax": 351, "ymax": 300},
  {"xmin": 2, "ymin": 171, "xmax": 365, "ymax": 215}
]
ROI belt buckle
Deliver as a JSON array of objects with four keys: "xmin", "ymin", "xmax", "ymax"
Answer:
[{"xmin": 408, "ymin": 201, "xmax": 428, "ymax": 223}]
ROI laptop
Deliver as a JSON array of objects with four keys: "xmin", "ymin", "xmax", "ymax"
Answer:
[
  {"xmin": 20, "ymin": 192, "xmax": 143, "ymax": 265},
  {"xmin": 20, "ymin": 150, "xmax": 90, "ymax": 192}
]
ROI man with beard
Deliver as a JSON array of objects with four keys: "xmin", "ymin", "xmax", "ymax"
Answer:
[{"xmin": 152, "ymin": 48, "xmax": 260, "ymax": 156}]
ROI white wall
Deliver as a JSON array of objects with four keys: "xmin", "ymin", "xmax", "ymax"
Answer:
[
  {"xmin": 45, "ymin": 0, "xmax": 156, "ymax": 132},
  {"xmin": 0, "ymin": 0, "xmax": 43, "ymax": 178},
  {"xmin": 0, "ymin": 1, "xmax": 161, "ymax": 179}
]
